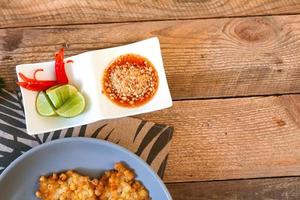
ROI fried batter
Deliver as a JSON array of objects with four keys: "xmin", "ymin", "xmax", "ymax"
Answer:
[
  {"xmin": 95, "ymin": 163, "xmax": 150, "ymax": 200},
  {"xmin": 36, "ymin": 163, "xmax": 150, "ymax": 200},
  {"xmin": 36, "ymin": 170, "xmax": 97, "ymax": 200}
]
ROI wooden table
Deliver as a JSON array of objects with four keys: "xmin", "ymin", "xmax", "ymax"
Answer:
[{"xmin": 2, "ymin": 1, "xmax": 300, "ymax": 199}]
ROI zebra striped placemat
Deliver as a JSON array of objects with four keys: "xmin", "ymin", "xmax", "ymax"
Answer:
[{"xmin": 0, "ymin": 89, "xmax": 173, "ymax": 178}]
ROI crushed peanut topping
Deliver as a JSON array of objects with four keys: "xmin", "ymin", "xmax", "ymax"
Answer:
[{"xmin": 103, "ymin": 54, "xmax": 158, "ymax": 107}]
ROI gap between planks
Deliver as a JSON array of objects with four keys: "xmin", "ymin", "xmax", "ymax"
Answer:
[
  {"xmin": 1, "ymin": 0, "xmax": 300, "ymax": 28},
  {"xmin": 2, "ymin": 14, "xmax": 300, "ymax": 99},
  {"xmin": 166, "ymin": 176, "xmax": 300, "ymax": 200},
  {"xmin": 1, "ymin": 12, "xmax": 300, "ymax": 30},
  {"xmin": 138, "ymin": 94, "xmax": 300, "ymax": 182},
  {"xmin": 172, "ymin": 92, "xmax": 300, "ymax": 102}
]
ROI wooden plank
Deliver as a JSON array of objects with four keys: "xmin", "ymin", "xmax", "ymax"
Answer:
[
  {"xmin": 167, "ymin": 177, "xmax": 300, "ymax": 200},
  {"xmin": 1, "ymin": 0, "xmax": 300, "ymax": 28},
  {"xmin": 2, "ymin": 15, "xmax": 300, "ymax": 98},
  {"xmin": 138, "ymin": 95, "xmax": 300, "ymax": 182}
]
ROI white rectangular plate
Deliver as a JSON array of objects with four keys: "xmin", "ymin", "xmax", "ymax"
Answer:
[{"xmin": 16, "ymin": 37, "xmax": 172, "ymax": 135}]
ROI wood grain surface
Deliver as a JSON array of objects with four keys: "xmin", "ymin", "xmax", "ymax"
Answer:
[
  {"xmin": 139, "ymin": 94, "xmax": 300, "ymax": 182},
  {"xmin": 1, "ymin": 0, "xmax": 300, "ymax": 28},
  {"xmin": 167, "ymin": 177, "xmax": 300, "ymax": 200},
  {"xmin": 2, "ymin": 15, "xmax": 300, "ymax": 99},
  {"xmin": 2, "ymin": 2, "xmax": 300, "ymax": 198}
]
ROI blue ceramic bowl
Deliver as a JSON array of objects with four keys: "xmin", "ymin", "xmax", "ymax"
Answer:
[{"xmin": 0, "ymin": 137, "xmax": 172, "ymax": 200}]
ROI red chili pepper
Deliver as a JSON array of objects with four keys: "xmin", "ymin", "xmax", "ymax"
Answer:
[
  {"xmin": 18, "ymin": 72, "xmax": 35, "ymax": 82},
  {"xmin": 18, "ymin": 68, "xmax": 43, "ymax": 83},
  {"xmin": 33, "ymin": 69, "xmax": 44, "ymax": 80},
  {"xmin": 66, "ymin": 60, "xmax": 73, "ymax": 63},
  {"xmin": 55, "ymin": 48, "xmax": 68, "ymax": 84},
  {"xmin": 17, "ymin": 48, "xmax": 73, "ymax": 92},
  {"xmin": 17, "ymin": 69, "xmax": 58, "ymax": 91},
  {"xmin": 17, "ymin": 81, "xmax": 58, "ymax": 91}
]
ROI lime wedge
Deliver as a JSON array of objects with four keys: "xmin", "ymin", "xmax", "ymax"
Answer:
[
  {"xmin": 55, "ymin": 91, "xmax": 85, "ymax": 118},
  {"xmin": 46, "ymin": 84, "xmax": 78, "ymax": 108},
  {"xmin": 36, "ymin": 84, "xmax": 85, "ymax": 118},
  {"xmin": 36, "ymin": 92, "xmax": 56, "ymax": 116}
]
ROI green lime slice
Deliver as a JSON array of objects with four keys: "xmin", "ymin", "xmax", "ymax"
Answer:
[
  {"xmin": 55, "ymin": 91, "xmax": 85, "ymax": 118},
  {"xmin": 36, "ymin": 92, "xmax": 56, "ymax": 116},
  {"xmin": 46, "ymin": 84, "xmax": 78, "ymax": 108}
]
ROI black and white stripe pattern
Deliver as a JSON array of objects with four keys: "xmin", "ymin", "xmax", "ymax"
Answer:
[{"xmin": 0, "ymin": 89, "xmax": 173, "ymax": 177}]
